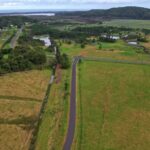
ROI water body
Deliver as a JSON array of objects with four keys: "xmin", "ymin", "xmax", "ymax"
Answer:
[
  {"xmin": 128, "ymin": 41, "xmax": 138, "ymax": 45},
  {"xmin": 1, "ymin": 13, "xmax": 55, "ymax": 16},
  {"xmin": 110, "ymin": 35, "xmax": 120, "ymax": 40},
  {"xmin": 19, "ymin": 13, "xmax": 55, "ymax": 16},
  {"xmin": 0, "ymin": 9, "xmax": 79, "ymax": 14},
  {"xmin": 33, "ymin": 35, "xmax": 51, "ymax": 47},
  {"xmin": 102, "ymin": 35, "xmax": 120, "ymax": 40}
]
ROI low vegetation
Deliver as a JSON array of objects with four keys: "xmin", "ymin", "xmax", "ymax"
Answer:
[{"xmin": 35, "ymin": 69, "xmax": 70, "ymax": 150}]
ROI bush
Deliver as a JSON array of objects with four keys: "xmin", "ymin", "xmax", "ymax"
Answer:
[
  {"xmin": 81, "ymin": 43, "xmax": 85, "ymax": 48},
  {"xmin": 29, "ymin": 49, "xmax": 46, "ymax": 65},
  {"xmin": 98, "ymin": 43, "xmax": 102, "ymax": 50},
  {"xmin": 1, "ymin": 48, "xmax": 12, "ymax": 55},
  {"xmin": 60, "ymin": 53, "xmax": 70, "ymax": 69},
  {"xmin": 0, "ymin": 46, "xmax": 47, "ymax": 75}
]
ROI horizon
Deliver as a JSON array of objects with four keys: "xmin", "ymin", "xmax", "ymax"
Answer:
[
  {"xmin": 0, "ymin": 6, "xmax": 149, "ymax": 14},
  {"xmin": 0, "ymin": 0, "xmax": 150, "ymax": 10}
]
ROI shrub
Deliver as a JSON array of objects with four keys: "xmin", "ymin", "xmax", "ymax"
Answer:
[{"xmin": 60, "ymin": 53, "xmax": 70, "ymax": 69}]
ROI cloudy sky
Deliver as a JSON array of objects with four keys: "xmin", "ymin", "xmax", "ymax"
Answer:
[{"xmin": 0, "ymin": 0, "xmax": 149, "ymax": 10}]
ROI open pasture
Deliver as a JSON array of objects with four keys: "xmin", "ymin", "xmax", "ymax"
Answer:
[
  {"xmin": 74, "ymin": 61, "xmax": 150, "ymax": 150},
  {"xmin": 103, "ymin": 19, "xmax": 150, "ymax": 29},
  {"xmin": 60, "ymin": 41, "xmax": 150, "ymax": 62}
]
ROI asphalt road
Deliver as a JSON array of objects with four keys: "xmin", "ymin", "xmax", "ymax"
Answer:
[
  {"xmin": 10, "ymin": 26, "xmax": 23, "ymax": 49},
  {"xmin": 63, "ymin": 57, "xmax": 79, "ymax": 150}
]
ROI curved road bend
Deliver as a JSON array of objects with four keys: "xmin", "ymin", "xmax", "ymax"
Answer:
[{"xmin": 63, "ymin": 57, "xmax": 80, "ymax": 150}]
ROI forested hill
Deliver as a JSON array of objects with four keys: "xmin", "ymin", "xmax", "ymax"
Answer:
[{"xmin": 57, "ymin": 7, "xmax": 150, "ymax": 20}]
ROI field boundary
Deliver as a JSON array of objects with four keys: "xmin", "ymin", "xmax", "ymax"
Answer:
[
  {"xmin": 0, "ymin": 116, "xmax": 37, "ymax": 125},
  {"xmin": 29, "ymin": 69, "xmax": 55, "ymax": 150},
  {"xmin": 82, "ymin": 56, "xmax": 150, "ymax": 65},
  {"xmin": 0, "ymin": 95, "xmax": 41, "ymax": 103},
  {"xmin": 77, "ymin": 62, "xmax": 83, "ymax": 150}
]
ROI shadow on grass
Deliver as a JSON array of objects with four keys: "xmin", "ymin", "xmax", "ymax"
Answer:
[
  {"xmin": 0, "ymin": 95, "xmax": 41, "ymax": 103},
  {"xmin": 0, "ymin": 115, "xmax": 38, "ymax": 126}
]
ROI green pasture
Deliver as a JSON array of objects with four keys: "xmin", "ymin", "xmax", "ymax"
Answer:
[
  {"xmin": 73, "ymin": 61, "xmax": 150, "ymax": 150},
  {"xmin": 103, "ymin": 19, "xmax": 150, "ymax": 29}
]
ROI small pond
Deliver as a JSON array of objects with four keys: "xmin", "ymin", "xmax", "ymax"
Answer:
[
  {"xmin": 128, "ymin": 41, "xmax": 138, "ymax": 45},
  {"xmin": 102, "ymin": 35, "xmax": 120, "ymax": 40}
]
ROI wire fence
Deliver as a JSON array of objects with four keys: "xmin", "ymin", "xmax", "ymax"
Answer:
[{"xmin": 81, "ymin": 57, "xmax": 150, "ymax": 66}]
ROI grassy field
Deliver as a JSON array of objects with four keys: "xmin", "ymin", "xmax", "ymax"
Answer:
[
  {"xmin": 35, "ymin": 68, "xmax": 70, "ymax": 150},
  {"xmin": 103, "ymin": 19, "xmax": 150, "ymax": 29},
  {"xmin": 0, "ymin": 70, "xmax": 50, "ymax": 150},
  {"xmin": 60, "ymin": 40, "xmax": 150, "ymax": 62},
  {"xmin": 49, "ymin": 19, "xmax": 150, "ymax": 32},
  {"xmin": 73, "ymin": 61, "xmax": 150, "ymax": 150}
]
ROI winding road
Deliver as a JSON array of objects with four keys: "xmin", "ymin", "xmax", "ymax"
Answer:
[{"xmin": 63, "ymin": 57, "xmax": 80, "ymax": 150}]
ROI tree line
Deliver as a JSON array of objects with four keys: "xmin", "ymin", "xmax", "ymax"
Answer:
[
  {"xmin": 0, "ymin": 16, "xmax": 36, "ymax": 28},
  {"xmin": 0, "ymin": 46, "xmax": 46, "ymax": 75}
]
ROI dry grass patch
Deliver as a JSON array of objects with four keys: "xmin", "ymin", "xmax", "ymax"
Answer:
[
  {"xmin": 0, "ymin": 124, "xmax": 32, "ymax": 150},
  {"xmin": 0, "ymin": 100, "xmax": 40, "ymax": 121},
  {"xmin": 0, "ymin": 70, "xmax": 50, "ymax": 100},
  {"xmin": 0, "ymin": 69, "xmax": 50, "ymax": 149}
]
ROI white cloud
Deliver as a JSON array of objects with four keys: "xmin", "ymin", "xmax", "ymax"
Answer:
[{"xmin": 0, "ymin": 0, "xmax": 148, "ymax": 5}]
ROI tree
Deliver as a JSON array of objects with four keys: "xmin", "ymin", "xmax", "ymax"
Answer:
[
  {"xmin": 9, "ymin": 58, "xmax": 19, "ymax": 72},
  {"xmin": 29, "ymin": 49, "xmax": 46, "ymax": 65},
  {"xmin": 2, "ymin": 63, "xmax": 11, "ymax": 72},
  {"xmin": 81, "ymin": 43, "xmax": 85, "ymax": 48},
  {"xmin": 60, "ymin": 53, "xmax": 70, "ymax": 69},
  {"xmin": 0, "ymin": 51, "xmax": 3, "ymax": 60},
  {"xmin": 98, "ymin": 43, "xmax": 102, "ymax": 50}
]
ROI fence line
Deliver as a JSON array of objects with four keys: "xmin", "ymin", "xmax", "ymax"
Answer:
[
  {"xmin": 81, "ymin": 57, "xmax": 150, "ymax": 65},
  {"xmin": 29, "ymin": 68, "xmax": 56, "ymax": 150}
]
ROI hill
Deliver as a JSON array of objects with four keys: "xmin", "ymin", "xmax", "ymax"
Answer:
[{"xmin": 57, "ymin": 6, "xmax": 150, "ymax": 20}]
